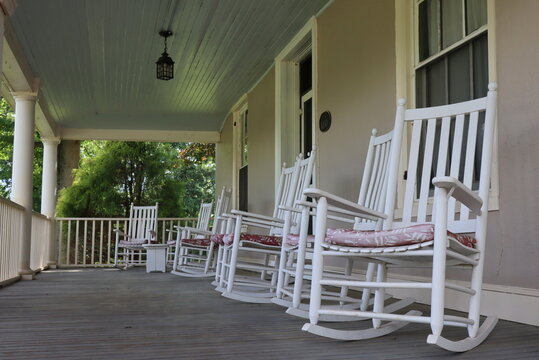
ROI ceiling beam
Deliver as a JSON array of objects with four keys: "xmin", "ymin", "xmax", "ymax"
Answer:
[{"xmin": 60, "ymin": 128, "xmax": 221, "ymax": 143}]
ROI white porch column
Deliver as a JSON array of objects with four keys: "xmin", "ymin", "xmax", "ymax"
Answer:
[
  {"xmin": 41, "ymin": 137, "xmax": 60, "ymax": 268},
  {"xmin": 11, "ymin": 93, "xmax": 38, "ymax": 280}
]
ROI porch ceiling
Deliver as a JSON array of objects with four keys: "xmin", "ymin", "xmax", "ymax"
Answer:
[{"xmin": 5, "ymin": 0, "xmax": 330, "ymax": 140}]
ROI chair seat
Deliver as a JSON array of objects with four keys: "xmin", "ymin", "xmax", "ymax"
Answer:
[
  {"xmin": 119, "ymin": 239, "xmax": 156, "ymax": 246},
  {"xmin": 210, "ymin": 233, "xmax": 282, "ymax": 247},
  {"xmin": 324, "ymin": 224, "xmax": 476, "ymax": 249},
  {"xmin": 284, "ymin": 233, "xmax": 315, "ymax": 246},
  {"xmin": 181, "ymin": 238, "xmax": 212, "ymax": 247}
]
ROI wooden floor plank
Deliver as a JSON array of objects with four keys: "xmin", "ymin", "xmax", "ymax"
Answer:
[{"xmin": 0, "ymin": 268, "xmax": 538, "ymax": 359}]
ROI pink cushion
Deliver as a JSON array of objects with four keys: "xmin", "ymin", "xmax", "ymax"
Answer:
[
  {"xmin": 210, "ymin": 234, "xmax": 226, "ymax": 245},
  {"xmin": 181, "ymin": 238, "xmax": 211, "ymax": 247},
  {"xmin": 324, "ymin": 224, "xmax": 476, "ymax": 249},
  {"xmin": 210, "ymin": 233, "xmax": 282, "ymax": 246},
  {"xmin": 119, "ymin": 239, "xmax": 153, "ymax": 246},
  {"xmin": 285, "ymin": 233, "xmax": 315, "ymax": 246}
]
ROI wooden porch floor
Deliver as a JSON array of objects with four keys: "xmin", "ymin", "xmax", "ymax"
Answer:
[{"xmin": 1, "ymin": 269, "xmax": 538, "ymax": 359}]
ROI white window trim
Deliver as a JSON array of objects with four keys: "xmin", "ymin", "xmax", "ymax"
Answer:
[
  {"xmin": 231, "ymin": 95, "xmax": 248, "ymax": 209},
  {"xmin": 275, "ymin": 17, "xmax": 319, "ymax": 198},
  {"xmin": 395, "ymin": 0, "xmax": 499, "ymax": 213}
]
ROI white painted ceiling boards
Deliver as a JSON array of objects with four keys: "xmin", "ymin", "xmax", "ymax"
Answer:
[{"xmin": 6, "ymin": 0, "xmax": 330, "ymax": 140}]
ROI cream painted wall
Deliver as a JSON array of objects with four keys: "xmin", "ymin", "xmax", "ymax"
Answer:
[
  {"xmin": 246, "ymin": 68, "xmax": 276, "ymax": 217},
  {"xmin": 482, "ymin": 0, "xmax": 539, "ymax": 289},
  {"xmin": 215, "ymin": 114, "xmax": 233, "ymax": 196},
  {"xmin": 316, "ymin": 0, "xmax": 396, "ymax": 203}
]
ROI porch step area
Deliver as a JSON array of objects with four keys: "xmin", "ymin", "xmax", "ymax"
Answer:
[{"xmin": 0, "ymin": 268, "xmax": 538, "ymax": 359}]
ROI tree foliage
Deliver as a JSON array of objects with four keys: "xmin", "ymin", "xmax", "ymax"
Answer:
[
  {"xmin": 57, "ymin": 141, "xmax": 215, "ymax": 218},
  {"xmin": 0, "ymin": 98, "xmax": 43, "ymax": 211},
  {"xmin": 176, "ymin": 143, "xmax": 216, "ymax": 216},
  {"xmin": 57, "ymin": 141, "xmax": 186, "ymax": 217}
]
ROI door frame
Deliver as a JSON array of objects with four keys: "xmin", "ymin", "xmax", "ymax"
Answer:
[{"xmin": 275, "ymin": 17, "xmax": 318, "ymax": 195}]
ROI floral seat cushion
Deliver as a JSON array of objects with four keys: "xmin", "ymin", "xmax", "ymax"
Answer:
[
  {"xmin": 285, "ymin": 233, "xmax": 315, "ymax": 246},
  {"xmin": 324, "ymin": 224, "xmax": 476, "ymax": 249},
  {"xmin": 210, "ymin": 233, "xmax": 282, "ymax": 247},
  {"xmin": 119, "ymin": 239, "xmax": 156, "ymax": 246},
  {"xmin": 181, "ymin": 238, "xmax": 212, "ymax": 247}
]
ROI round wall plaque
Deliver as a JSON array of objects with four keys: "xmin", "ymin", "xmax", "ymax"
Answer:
[{"xmin": 319, "ymin": 111, "xmax": 332, "ymax": 132}]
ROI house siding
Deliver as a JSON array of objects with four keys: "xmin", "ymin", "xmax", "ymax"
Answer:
[
  {"xmin": 316, "ymin": 0, "xmax": 396, "ymax": 202},
  {"xmin": 246, "ymin": 68, "xmax": 276, "ymax": 217},
  {"xmin": 485, "ymin": 0, "xmax": 539, "ymax": 289}
]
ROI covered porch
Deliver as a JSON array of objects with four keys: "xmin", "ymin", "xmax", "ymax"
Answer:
[
  {"xmin": 1, "ymin": 268, "xmax": 538, "ymax": 359},
  {"xmin": 1, "ymin": 0, "xmax": 539, "ymax": 356}
]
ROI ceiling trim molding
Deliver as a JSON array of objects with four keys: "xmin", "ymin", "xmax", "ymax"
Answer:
[{"xmin": 59, "ymin": 128, "xmax": 221, "ymax": 143}]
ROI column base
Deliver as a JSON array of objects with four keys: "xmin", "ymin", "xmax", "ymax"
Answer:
[{"xmin": 19, "ymin": 270, "xmax": 36, "ymax": 280}]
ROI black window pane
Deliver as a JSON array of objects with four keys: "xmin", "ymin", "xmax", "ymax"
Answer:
[
  {"xmin": 442, "ymin": 0, "xmax": 463, "ymax": 49},
  {"xmin": 419, "ymin": 0, "xmax": 440, "ymax": 61},
  {"xmin": 448, "ymin": 45, "xmax": 471, "ymax": 104},
  {"xmin": 426, "ymin": 58, "xmax": 446, "ymax": 106},
  {"xmin": 466, "ymin": 0, "xmax": 487, "ymax": 34},
  {"xmin": 473, "ymin": 34, "xmax": 489, "ymax": 99},
  {"xmin": 416, "ymin": 67, "xmax": 427, "ymax": 108}
]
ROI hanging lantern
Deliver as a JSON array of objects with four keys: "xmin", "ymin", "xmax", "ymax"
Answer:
[{"xmin": 156, "ymin": 30, "xmax": 174, "ymax": 80}]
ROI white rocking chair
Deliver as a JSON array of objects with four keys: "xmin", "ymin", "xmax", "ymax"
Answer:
[
  {"xmin": 114, "ymin": 203, "xmax": 159, "ymax": 268},
  {"xmin": 171, "ymin": 187, "xmax": 231, "ymax": 277},
  {"xmin": 167, "ymin": 200, "xmax": 213, "ymax": 265},
  {"xmin": 303, "ymin": 84, "xmax": 498, "ymax": 352},
  {"xmin": 273, "ymin": 129, "xmax": 412, "ymax": 321},
  {"xmin": 217, "ymin": 148, "xmax": 317, "ymax": 303}
]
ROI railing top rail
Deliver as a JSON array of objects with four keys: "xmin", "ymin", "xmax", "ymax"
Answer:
[
  {"xmin": 0, "ymin": 196, "xmax": 25, "ymax": 211},
  {"xmin": 32, "ymin": 212, "xmax": 50, "ymax": 221},
  {"xmin": 55, "ymin": 217, "xmax": 198, "ymax": 221}
]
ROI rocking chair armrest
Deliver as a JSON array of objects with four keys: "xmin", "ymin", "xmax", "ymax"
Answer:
[
  {"xmin": 432, "ymin": 176, "xmax": 483, "ymax": 215},
  {"xmin": 113, "ymin": 229, "xmax": 124, "ymax": 236},
  {"xmin": 304, "ymin": 188, "xmax": 387, "ymax": 221},
  {"xmin": 230, "ymin": 210, "xmax": 286, "ymax": 224}
]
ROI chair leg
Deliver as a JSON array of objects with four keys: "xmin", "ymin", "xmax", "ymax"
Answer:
[
  {"xmin": 360, "ymin": 262, "xmax": 376, "ymax": 311},
  {"xmin": 204, "ymin": 242, "xmax": 215, "ymax": 274},
  {"xmin": 339, "ymin": 258, "xmax": 353, "ymax": 305},
  {"xmin": 372, "ymin": 263, "xmax": 387, "ymax": 329},
  {"xmin": 292, "ymin": 205, "xmax": 311, "ymax": 309},
  {"xmin": 275, "ymin": 244, "xmax": 289, "ymax": 299},
  {"xmin": 308, "ymin": 197, "xmax": 328, "ymax": 325},
  {"xmin": 225, "ymin": 217, "xmax": 243, "ymax": 293}
]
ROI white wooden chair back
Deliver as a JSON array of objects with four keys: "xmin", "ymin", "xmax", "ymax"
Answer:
[
  {"xmin": 212, "ymin": 186, "xmax": 232, "ymax": 234},
  {"xmin": 354, "ymin": 129, "xmax": 393, "ymax": 231},
  {"xmin": 128, "ymin": 203, "xmax": 158, "ymax": 241},
  {"xmin": 270, "ymin": 161, "xmax": 300, "ymax": 236},
  {"xmin": 196, "ymin": 202, "xmax": 213, "ymax": 231},
  {"xmin": 384, "ymin": 85, "xmax": 497, "ymax": 244},
  {"xmin": 285, "ymin": 146, "xmax": 317, "ymax": 234}
]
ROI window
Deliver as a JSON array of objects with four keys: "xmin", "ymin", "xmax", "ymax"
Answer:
[
  {"xmin": 240, "ymin": 110, "xmax": 248, "ymax": 168},
  {"xmin": 415, "ymin": 0, "xmax": 488, "ymax": 107},
  {"xmin": 414, "ymin": 0, "xmax": 488, "ymax": 193}
]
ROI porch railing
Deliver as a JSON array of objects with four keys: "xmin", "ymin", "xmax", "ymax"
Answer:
[
  {"xmin": 0, "ymin": 197, "xmax": 24, "ymax": 284},
  {"xmin": 30, "ymin": 212, "xmax": 52, "ymax": 271},
  {"xmin": 55, "ymin": 217, "xmax": 197, "ymax": 267}
]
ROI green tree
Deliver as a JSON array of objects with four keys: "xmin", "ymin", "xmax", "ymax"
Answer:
[
  {"xmin": 176, "ymin": 143, "xmax": 216, "ymax": 216},
  {"xmin": 0, "ymin": 98, "xmax": 43, "ymax": 211},
  {"xmin": 57, "ymin": 141, "xmax": 185, "ymax": 217}
]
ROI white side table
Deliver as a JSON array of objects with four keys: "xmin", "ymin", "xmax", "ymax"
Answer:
[{"xmin": 143, "ymin": 244, "xmax": 169, "ymax": 273}]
